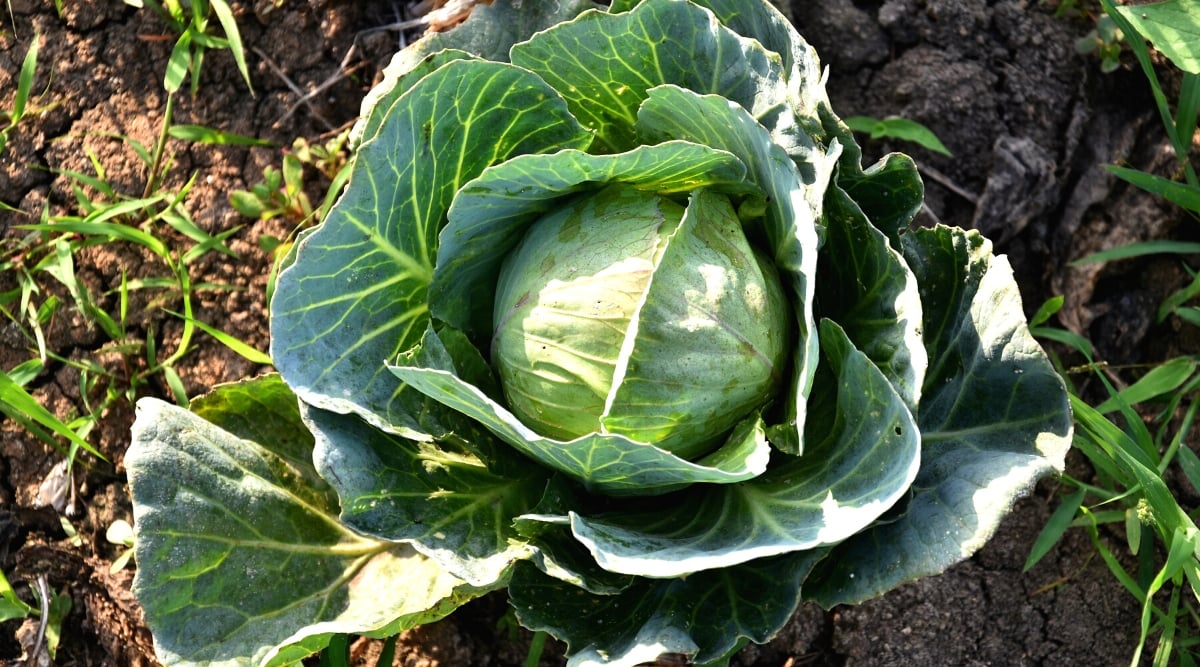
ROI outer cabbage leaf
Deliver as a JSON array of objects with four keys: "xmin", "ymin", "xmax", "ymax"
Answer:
[
  {"xmin": 306, "ymin": 403, "xmax": 548, "ymax": 587},
  {"xmin": 818, "ymin": 183, "xmax": 925, "ymax": 411},
  {"xmin": 127, "ymin": 376, "xmax": 482, "ymax": 666},
  {"xmin": 271, "ymin": 59, "xmax": 591, "ymax": 440},
  {"xmin": 509, "ymin": 550, "xmax": 825, "ymax": 667},
  {"xmin": 510, "ymin": 0, "xmax": 788, "ymax": 152},
  {"xmin": 352, "ymin": 0, "xmax": 601, "ymax": 144},
  {"xmin": 838, "ymin": 153, "xmax": 925, "ymax": 247},
  {"xmin": 389, "ymin": 325, "xmax": 772, "ymax": 496},
  {"xmin": 805, "ymin": 226, "xmax": 1073, "ymax": 607},
  {"xmin": 636, "ymin": 84, "xmax": 837, "ymax": 453},
  {"xmin": 352, "ymin": 49, "xmax": 475, "ymax": 148},
  {"xmin": 431, "ymin": 141, "xmax": 755, "ymax": 337},
  {"xmin": 547, "ymin": 321, "xmax": 918, "ymax": 578},
  {"xmin": 609, "ymin": 0, "xmax": 827, "ymax": 126}
]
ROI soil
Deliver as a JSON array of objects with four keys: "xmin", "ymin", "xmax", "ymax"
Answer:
[{"xmin": 0, "ymin": 0, "xmax": 1194, "ymax": 665}]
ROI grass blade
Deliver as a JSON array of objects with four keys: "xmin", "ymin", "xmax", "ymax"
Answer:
[
  {"xmin": 1178, "ymin": 446, "xmax": 1200, "ymax": 495},
  {"xmin": 1072, "ymin": 239, "xmax": 1200, "ymax": 266},
  {"xmin": 160, "ymin": 365, "xmax": 189, "ymax": 407},
  {"xmin": 1025, "ymin": 486, "xmax": 1086, "ymax": 571},
  {"xmin": 1031, "ymin": 325, "xmax": 1094, "ymax": 356},
  {"xmin": 1176, "ymin": 73, "xmax": 1200, "ymax": 151},
  {"xmin": 168, "ymin": 124, "xmax": 273, "ymax": 146},
  {"xmin": 0, "ymin": 372, "xmax": 105, "ymax": 460},
  {"xmin": 1095, "ymin": 358, "xmax": 1198, "ymax": 413},
  {"xmin": 11, "ymin": 33, "xmax": 41, "ymax": 127},
  {"xmin": 164, "ymin": 29, "xmax": 193, "ymax": 94},
  {"xmin": 19, "ymin": 216, "xmax": 171, "ymax": 258},
  {"xmin": 1105, "ymin": 165, "xmax": 1200, "ymax": 213},
  {"xmin": 1029, "ymin": 295, "xmax": 1064, "ymax": 328},
  {"xmin": 208, "ymin": 0, "xmax": 254, "ymax": 93},
  {"xmin": 165, "ymin": 309, "xmax": 272, "ymax": 365}
]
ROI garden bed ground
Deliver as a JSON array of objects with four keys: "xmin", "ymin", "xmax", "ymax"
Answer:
[{"xmin": 1, "ymin": 0, "xmax": 1195, "ymax": 665}]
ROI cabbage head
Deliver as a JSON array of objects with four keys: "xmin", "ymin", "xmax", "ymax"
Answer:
[{"xmin": 126, "ymin": 1, "xmax": 1073, "ymax": 665}]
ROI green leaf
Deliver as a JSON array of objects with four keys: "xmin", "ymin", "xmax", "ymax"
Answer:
[
  {"xmin": 0, "ymin": 570, "xmax": 34, "ymax": 622},
  {"xmin": 1104, "ymin": 165, "xmax": 1200, "ymax": 213},
  {"xmin": 9, "ymin": 32, "xmax": 40, "ymax": 128},
  {"xmin": 838, "ymin": 152, "xmax": 925, "ymax": 247},
  {"xmin": 168, "ymin": 124, "xmax": 274, "ymax": 146},
  {"xmin": 352, "ymin": 0, "xmax": 600, "ymax": 146},
  {"xmin": 844, "ymin": 115, "xmax": 952, "ymax": 156},
  {"xmin": 270, "ymin": 58, "xmax": 591, "ymax": 439},
  {"xmin": 819, "ymin": 184, "xmax": 925, "ymax": 410},
  {"xmin": 1071, "ymin": 238, "xmax": 1200, "ymax": 265},
  {"xmin": 128, "ymin": 376, "xmax": 484, "ymax": 666},
  {"xmin": 1116, "ymin": 0, "xmax": 1200, "ymax": 74},
  {"xmin": 633, "ymin": 0, "xmax": 829, "ymax": 129},
  {"xmin": 806, "ymin": 225, "xmax": 1073, "ymax": 607},
  {"xmin": 306, "ymin": 403, "xmax": 547, "ymax": 587},
  {"xmin": 547, "ymin": 321, "xmax": 919, "ymax": 578},
  {"xmin": 1024, "ymin": 487, "xmax": 1085, "ymax": 572},
  {"xmin": 1094, "ymin": 357, "xmax": 1197, "ymax": 413},
  {"xmin": 509, "ymin": 550, "xmax": 824, "ymax": 666},
  {"xmin": 637, "ymin": 83, "xmax": 836, "ymax": 454},
  {"xmin": 388, "ymin": 327, "xmax": 773, "ymax": 497},
  {"xmin": 432, "ymin": 140, "xmax": 755, "ymax": 337},
  {"xmin": 208, "ymin": 0, "xmax": 253, "ymax": 92},
  {"xmin": 0, "ymin": 371, "xmax": 104, "ymax": 460},
  {"xmin": 510, "ymin": 0, "xmax": 788, "ymax": 153},
  {"xmin": 164, "ymin": 29, "xmax": 192, "ymax": 93}
]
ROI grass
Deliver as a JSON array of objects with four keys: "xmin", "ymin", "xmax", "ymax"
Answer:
[
  {"xmin": 1, "ymin": 0, "xmax": 270, "ymax": 451},
  {"xmin": 1026, "ymin": 3, "xmax": 1200, "ymax": 665},
  {"xmin": 0, "ymin": 3, "xmax": 309, "ymax": 656}
]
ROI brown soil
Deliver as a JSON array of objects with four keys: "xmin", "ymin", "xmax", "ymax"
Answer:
[{"xmin": 0, "ymin": 1, "xmax": 1193, "ymax": 665}]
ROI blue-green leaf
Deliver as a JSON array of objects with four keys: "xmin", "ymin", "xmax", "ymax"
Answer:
[
  {"xmin": 271, "ymin": 58, "xmax": 591, "ymax": 439},
  {"xmin": 509, "ymin": 550, "xmax": 824, "ymax": 666},
  {"xmin": 806, "ymin": 226, "xmax": 1073, "ymax": 607},
  {"xmin": 510, "ymin": 0, "xmax": 789, "ymax": 152},
  {"xmin": 306, "ymin": 403, "xmax": 548, "ymax": 587},
  {"xmin": 637, "ymin": 84, "xmax": 836, "ymax": 454},
  {"xmin": 432, "ymin": 141, "xmax": 754, "ymax": 337},
  {"xmin": 353, "ymin": 49, "xmax": 476, "ymax": 147},
  {"xmin": 839, "ymin": 152, "xmax": 925, "ymax": 246},
  {"xmin": 819, "ymin": 184, "xmax": 925, "ymax": 410},
  {"xmin": 127, "ymin": 376, "xmax": 483, "ymax": 666},
  {"xmin": 554, "ymin": 321, "xmax": 919, "ymax": 578},
  {"xmin": 617, "ymin": 0, "xmax": 829, "ymax": 130},
  {"xmin": 388, "ymin": 326, "xmax": 771, "ymax": 496}
]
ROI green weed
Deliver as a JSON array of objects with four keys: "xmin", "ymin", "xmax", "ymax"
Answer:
[
  {"xmin": 1030, "ymin": 295, "xmax": 1200, "ymax": 667},
  {"xmin": 843, "ymin": 115, "xmax": 951, "ymax": 156},
  {"xmin": 0, "ymin": 31, "xmax": 39, "ymax": 157}
]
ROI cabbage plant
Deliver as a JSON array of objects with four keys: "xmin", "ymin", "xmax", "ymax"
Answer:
[{"xmin": 126, "ymin": 1, "xmax": 1072, "ymax": 665}]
